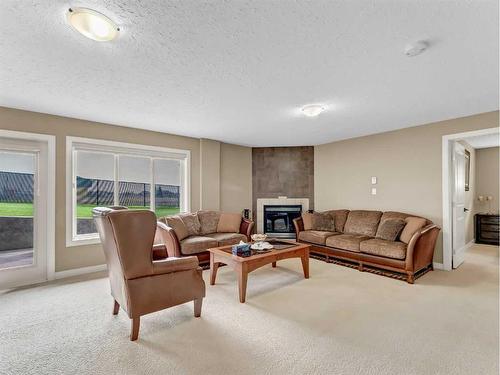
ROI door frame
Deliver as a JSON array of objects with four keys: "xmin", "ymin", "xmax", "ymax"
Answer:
[
  {"xmin": 0, "ymin": 129, "xmax": 56, "ymax": 284},
  {"xmin": 442, "ymin": 127, "xmax": 499, "ymax": 271}
]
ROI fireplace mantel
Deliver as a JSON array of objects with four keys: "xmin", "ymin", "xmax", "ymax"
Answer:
[{"xmin": 256, "ymin": 198, "xmax": 309, "ymax": 234}]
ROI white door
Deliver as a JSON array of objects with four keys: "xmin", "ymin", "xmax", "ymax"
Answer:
[
  {"xmin": 452, "ymin": 142, "xmax": 466, "ymax": 268},
  {"xmin": 0, "ymin": 138, "xmax": 50, "ymax": 289}
]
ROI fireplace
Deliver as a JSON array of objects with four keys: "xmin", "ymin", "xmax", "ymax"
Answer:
[{"xmin": 263, "ymin": 205, "xmax": 302, "ymax": 238}]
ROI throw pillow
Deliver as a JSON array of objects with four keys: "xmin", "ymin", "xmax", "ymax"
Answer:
[
  {"xmin": 197, "ymin": 210, "xmax": 220, "ymax": 234},
  {"xmin": 399, "ymin": 217, "xmax": 427, "ymax": 244},
  {"xmin": 375, "ymin": 219, "xmax": 406, "ymax": 241},
  {"xmin": 311, "ymin": 212, "xmax": 335, "ymax": 232},
  {"xmin": 179, "ymin": 213, "xmax": 202, "ymax": 236},
  {"xmin": 302, "ymin": 212, "xmax": 313, "ymax": 230},
  {"xmin": 165, "ymin": 216, "xmax": 189, "ymax": 241},
  {"xmin": 217, "ymin": 212, "xmax": 242, "ymax": 233}
]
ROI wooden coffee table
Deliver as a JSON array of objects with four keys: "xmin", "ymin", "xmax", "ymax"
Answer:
[{"xmin": 208, "ymin": 240, "xmax": 310, "ymax": 303}]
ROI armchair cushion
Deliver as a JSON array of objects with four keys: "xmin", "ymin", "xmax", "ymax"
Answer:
[
  {"xmin": 360, "ymin": 239, "xmax": 407, "ymax": 260},
  {"xmin": 197, "ymin": 210, "xmax": 220, "ymax": 234},
  {"xmin": 217, "ymin": 213, "xmax": 242, "ymax": 233},
  {"xmin": 165, "ymin": 216, "xmax": 189, "ymax": 241},
  {"xmin": 152, "ymin": 256, "xmax": 199, "ymax": 275},
  {"xmin": 180, "ymin": 236, "xmax": 218, "ymax": 255}
]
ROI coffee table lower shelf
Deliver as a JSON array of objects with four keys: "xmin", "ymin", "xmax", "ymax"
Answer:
[{"xmin": 208, "ymin": 242, "xmax": 310, "ymax": 303}]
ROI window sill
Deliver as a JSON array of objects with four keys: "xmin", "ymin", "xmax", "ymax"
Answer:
[{"xmin": 66, "ymin": 235, "xmax": 101, "ymax": 248}]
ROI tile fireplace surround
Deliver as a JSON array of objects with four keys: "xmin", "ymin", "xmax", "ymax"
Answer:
[{"xmin": 256, "ymin": 198, "xmax": 309, "ymax": 234}]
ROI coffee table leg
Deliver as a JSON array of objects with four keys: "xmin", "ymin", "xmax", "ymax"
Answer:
[
  {"xmin": 272, "ymin": 261, "xmax": 277, "ymax": 268},
  {"xmin": 210, "ymin": 253, "xmax": 219, "ymax": 285},
  {"xmin": 301, "ymin": 252, "xmax": 310, "ymax": 279},
  {"xmin": 237, "ymin": 264, "xmax": 248, "ymax": 303}
]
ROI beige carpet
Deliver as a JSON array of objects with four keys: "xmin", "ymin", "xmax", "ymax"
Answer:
[{"xmin": 1, "ymin": 244, "xmax": 498, "ymax": 375}]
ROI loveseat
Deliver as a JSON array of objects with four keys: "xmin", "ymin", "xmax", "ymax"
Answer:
[
  {"xmin": 155, "ymin": 210, "xmax": 254, "ymax": 264},
  {"xmin": 293, "ymin": 210, "xmax": 440, "ymax": 283}
]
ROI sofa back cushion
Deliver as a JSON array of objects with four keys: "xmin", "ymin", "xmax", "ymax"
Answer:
[
  {"xmin": 324, "ymin": 209, "xmax": 350, "ymax": 232},
  {"xmin": 400, "ymin": 217, "xmax": 427, "ymax": 244},
  {"xmin": 217, "ymin": 212, "xmax": 242, "ymax": 233},
  {"xmin": 197, "ymin": 210, "xmax": 220, "ymax": 235},
  {"xmin": 379, "ymin": 211, "xmax": 412, "ymax": 223},
  {"xmin": 344, "ymin": 210, "xmax": 382, "ymax": 236},
  {"xmin": 179, "ymin": 213, "xmax": 202, "ymax": 236},
  {"xmin": 165, "ymin": 216, "xmax": 189, "ymax": 241},
  {"xmin": 375, "ymin": 219, "xmax": 406, "ymax": 241}
]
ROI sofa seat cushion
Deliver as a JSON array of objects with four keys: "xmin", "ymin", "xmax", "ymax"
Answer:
[
  {"xmin": 344, "ymin": 210, "xmax": 382, "ymax": 237},
  {"xmin": 180, "ymin": 236, "xmax": 218, "ymax": 255},
  {"xmin": 360, "ymin": 239, "xmax": 407, "ymax": 260},
  {"xmin": 205, "ymin": 232, "xmax": 247, "ymax": 246},
  {"xmin": 299, "ymin": 230, "xmax": 340, "ymax": 245},
  {"xmin": 326, "ymin": 234, "xmax": 372, "ymax": 252}
]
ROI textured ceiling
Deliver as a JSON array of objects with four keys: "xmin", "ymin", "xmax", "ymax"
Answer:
[{"xmin": 1, "ymin": 1, "xmax": 498, "ymax": 146}]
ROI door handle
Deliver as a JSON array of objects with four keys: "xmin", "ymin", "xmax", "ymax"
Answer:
[{"xmin": 464, "ymin": 208, "xmax": 469, "ymax": 212}]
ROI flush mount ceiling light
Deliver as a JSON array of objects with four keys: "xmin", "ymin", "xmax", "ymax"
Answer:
[
  {"xmin": 67, "ymin": 8, "xmax": 119, "ymax": 42},
  {"xmin": 301, "ymin": 104, "xmax": 325, "ymax": 117},
  {"xmin": 404, "ymin": 41, "xmax": 428, "ymax": 57}
]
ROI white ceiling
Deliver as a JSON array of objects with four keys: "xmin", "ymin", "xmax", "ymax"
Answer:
[
  {"xmin": 1, "ymin": 1, "xmax": 498, "ymax": 147},
  {"xmin": 464, "ymin": 133, "xmax": 500, "ymax": 149}
]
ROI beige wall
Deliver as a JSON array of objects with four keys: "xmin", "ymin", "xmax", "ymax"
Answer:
[
  {"xmin": 315, "ymin": 111, "xmax": 499, "ymax": 264},
  {"xmin": 200, "ymin": 139, "xmax": 221, "ymax": 210},
  {"xmin": 475, "ymin": 147, "xmax": 500, "ymax": 215},
  {"xmin": 220, "ymin": 143, "xmax": 252, "ymax": 213},
  {"xmin": 458, "ymin": 141, "xmax": 476, "ymax": 244},
  {"xmin": 0, "ymin": 107, "xmax": 252, "ymax": 272}
]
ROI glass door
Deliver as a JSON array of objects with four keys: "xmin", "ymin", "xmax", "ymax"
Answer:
[{"xmin": 0, "ymin": 138, "xmax": 49, "ymax": 289}]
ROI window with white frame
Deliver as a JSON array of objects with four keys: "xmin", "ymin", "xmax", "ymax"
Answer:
[{"xmin": 66, "ymin": 137, "xmax": 190, "ymax": 246}]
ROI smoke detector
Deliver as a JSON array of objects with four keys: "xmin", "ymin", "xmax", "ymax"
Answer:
[{"xmin": 404, "ymin": 41, "xmax": 428, "ymax": 57}]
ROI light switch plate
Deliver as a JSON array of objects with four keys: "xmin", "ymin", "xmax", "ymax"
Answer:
[
  {"xmin": 371, "ymin": 187, "xmax": 377, "ymax": 195},
  {"xmin": 371, "ymin": 176, "xmax": 377, "ymax": 184}
]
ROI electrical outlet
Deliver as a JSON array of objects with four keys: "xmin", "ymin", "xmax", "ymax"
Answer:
[{"xmin": 371, "ymin": 187, "xmax": 377, "ymax": 195}]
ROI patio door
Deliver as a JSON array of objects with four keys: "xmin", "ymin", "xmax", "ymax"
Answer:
[{"xmin": 0, "ymin": 137, "xmax": 51, "ymax": 289}]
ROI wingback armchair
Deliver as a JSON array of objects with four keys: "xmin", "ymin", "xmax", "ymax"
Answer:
[{"xmin": 93, "ymin": 207, "xmax": 206, "ymax": 341}]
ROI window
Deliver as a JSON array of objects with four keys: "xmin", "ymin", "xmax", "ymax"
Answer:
[{"xmin": 67, "ymin": 137, "xmax": 190, "ymax": 246}]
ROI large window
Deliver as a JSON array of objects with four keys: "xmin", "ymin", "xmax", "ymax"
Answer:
[{"xmin": 67, "ymin": 137, "xmax": 190, "ymax": 246}]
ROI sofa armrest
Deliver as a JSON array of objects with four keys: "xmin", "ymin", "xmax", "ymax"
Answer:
[
  {"xmin": 240, "ymin": 218, "xmax": 254, "ymax": 241},
  {"xmin": 152, "ymin": 256, "xmax": 199, "ymax": 275},
  {"xmin": 405, "ymin": 224, "xmax": 440, "ymax": 272},
  {"xmin": 156, "ymin": 222, "xmax": 182, "ymax": 257},
  {"xmin": 293, "ymin": 217, "xmax": 304, "ymax": 238}
]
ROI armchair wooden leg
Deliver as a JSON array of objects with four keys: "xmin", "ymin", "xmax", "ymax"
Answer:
[
  {"xmin": 194, "ymin": 298, "xmax": 203, "ymax": 317},
  {"xmin": 130, "ymin": 317, "xmax": 140, "ymax": 341},
  {"xmin": 112, "ymin": 300, "xmax": 120, "ymax": 315}
]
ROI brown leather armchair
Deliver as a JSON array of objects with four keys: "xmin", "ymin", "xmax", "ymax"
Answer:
[{"xmin": 93, "ymin": 207, "xmax": 206, "ymax": 341}]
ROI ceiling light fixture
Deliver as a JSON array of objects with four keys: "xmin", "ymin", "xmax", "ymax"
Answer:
[
  {"xmin": 67, "ymin": 8, "xmax": 119, "ymax": 42},
  {"xmin": 301, "ymin": 104, "xmax": 325, "ymax": 117},
  {"xmin": 404, "ymin": 41, "xmax": 428, "ymax": 57}
]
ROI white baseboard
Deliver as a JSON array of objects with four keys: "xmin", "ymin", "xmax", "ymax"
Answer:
[
  {"xmin": 54, "ymin": 264, "xmax": 107, "ymax": 280},
  {"xmin": 433, "ymin": 262, "xmax": 444, "ymax": 270}
]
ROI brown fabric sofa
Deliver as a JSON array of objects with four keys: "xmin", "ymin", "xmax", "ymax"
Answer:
[
  {"xmin": 155, "ymin": 210, "xmax": 254, "ymax": 264},
  {"xmin": 293, "ymin": 210, "xmax": 440, "ymax": 283},
  {"xmin": 93, "ymin": 207, "xmax": 206, "ymax": 341}
]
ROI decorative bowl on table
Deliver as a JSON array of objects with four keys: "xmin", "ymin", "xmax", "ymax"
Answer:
[{"xmin": 251, "ymin": 234, "xmax": 267, "ymax": 243}]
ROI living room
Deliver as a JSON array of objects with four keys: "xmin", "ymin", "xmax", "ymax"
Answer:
[{"xmin": 1, "ymin": 1, "xmax": 498, "ymax": 374}]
